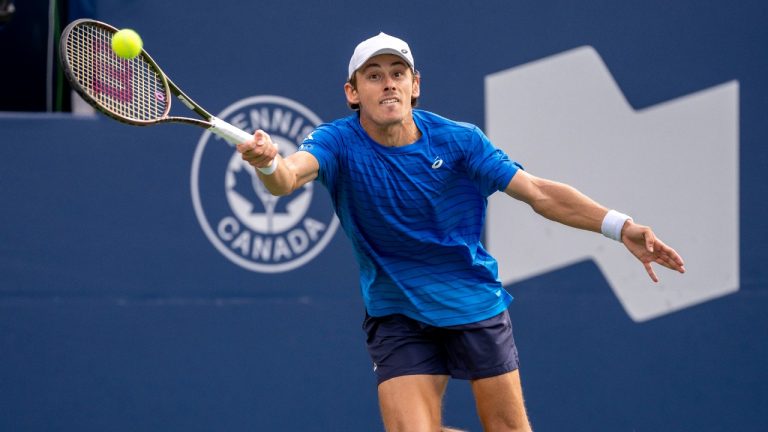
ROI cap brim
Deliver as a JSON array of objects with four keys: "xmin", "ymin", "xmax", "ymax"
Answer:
[{"xmin": 350, "ymin": 48, "xmax": 414, "ymax": 78}]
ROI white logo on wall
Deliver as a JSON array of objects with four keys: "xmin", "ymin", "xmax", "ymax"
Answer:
[
  {"xmin": 191, "ymin": 95, "xmax": 339, "ymax": 273},
  {"xmin": 485, "ymin": 46, "xmax": 739, "ymax": 322}
]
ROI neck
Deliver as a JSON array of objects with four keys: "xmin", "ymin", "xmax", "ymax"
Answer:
[{"xmin": 359, "ymin": 111, "xmax": 421, "ymax": 147}]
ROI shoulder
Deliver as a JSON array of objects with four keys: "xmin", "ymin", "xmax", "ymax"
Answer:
[
  {"xmin": 302, "ymin": 114, "xmax": 358, "ymax": 146},
  {"xmin": 327, "ymin": 113, "xmax": 362, "ymax": 134},
  {"xmin": 414, "ymin": 109, "xmax": 483, "ymax": 143},
  {"xmin": 415, "ymin": 110, "xmax": 480, "ymax": 134}
]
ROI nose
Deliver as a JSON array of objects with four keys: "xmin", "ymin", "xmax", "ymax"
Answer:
[{"xmin": 383, "ymin": 75, "xmax": 397, "ymax": 91}]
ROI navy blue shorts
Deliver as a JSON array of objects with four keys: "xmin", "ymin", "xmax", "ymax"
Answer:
[{"xmin": 363, "ymin": 310, "xmax": 520, "ymax": 384}]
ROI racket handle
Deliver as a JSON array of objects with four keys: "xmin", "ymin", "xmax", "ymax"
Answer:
[
  {"xmin": 209, "ymin": 116, "xmax": 254, "ymax": 145},
  {"xmin": 209, "ymin": 116, "xmax": 279, "ymax": 175}
]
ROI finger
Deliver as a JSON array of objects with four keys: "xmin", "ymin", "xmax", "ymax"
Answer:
[
  {"xmin": 644, "ymin": 262, "xmax": 659, "ymax": 283},
  {"xmin": 644, "ymin": 229, "xmax": 656, "ymax": 253},
  {"xmin": 241, "ymin": 152, "xmax": 257, "ymax": 164},
  {"xmin": 245, "ymin": 155, "xmax": 271, "ymax": 168},
  {"xmin": 254, "ymin": 129, "xmax": 271, "ymax": 146},
  {"xmin": 240, "ymin": 147, "xmax": 265, "ymax": 163},
  {"xmin": 657, "ymin": 243, "xmax": 686, "ymax": 271},
  {"xmin": 668, "ymin": 248, "xmax": 685, "ymax": 268},
  {"xmin": 264, "ymin": 144, "xmax": 278, "ymax": 159},
  {"xmin": 236, "ymin": 141, "xmax": 253, "ymax": 154},
  {"xmin": 655, "ymin": 239, "xmax": 684, "ymax": 264},
  {"xmin": 657, "ymin": 254, "xmax": 675, "ymax": 268},
  {"xmin": 665, "ymin": 255, "xmax": 686, "ymax": 273},
  {"xmin": 654, "ymin": 251, "xmax": 688, "ymax": 275},
  {"xmin": 655, "ymin": 256, "xmax": 677, "ymax": 271}
]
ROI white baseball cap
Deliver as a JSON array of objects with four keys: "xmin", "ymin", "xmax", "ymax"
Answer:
[{"xmin": 348, "ymin": 32, "xmax": 415, "ymax": 79}]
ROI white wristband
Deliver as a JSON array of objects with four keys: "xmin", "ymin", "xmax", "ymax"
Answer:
[
  {"xmin": 257, "ymin": 157, "xmax": 279, "ymax": 175},
  {"xmin": 601, "ymin": 210, "xmax": 632, "ymax": 242}
]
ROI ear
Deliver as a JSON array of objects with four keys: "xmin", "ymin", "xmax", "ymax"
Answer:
[
  {"xmin": 411, "ymin": 71, "xmax": 421, "ymax": 99},
  {"xmin": 344, "ymin": 82, "xmax": 359, "ymax": 106}
]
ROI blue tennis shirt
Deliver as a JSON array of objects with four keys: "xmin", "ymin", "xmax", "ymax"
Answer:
[{"xmin": 299, "ymin": 109, "xmax": 522, "ymax": 326}]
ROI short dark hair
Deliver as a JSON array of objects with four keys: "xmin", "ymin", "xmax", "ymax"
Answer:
[{"xmin": 346, "ymin": 69, "xmax": 420, "ymax": 111}]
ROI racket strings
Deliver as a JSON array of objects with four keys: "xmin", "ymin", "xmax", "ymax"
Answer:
[{"xmin": 65, "ymin": 23, "xmax": 168, "ymax": 122}]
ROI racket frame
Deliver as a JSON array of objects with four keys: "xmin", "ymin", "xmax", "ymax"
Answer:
[{"xmin": 58, "ymin": 18, "xmax": 255, "ymax": 147}]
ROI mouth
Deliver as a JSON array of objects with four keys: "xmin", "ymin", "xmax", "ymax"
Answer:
[{"xmin": 379, "ymin": 97, "xmax": 400, "ymax": 105}]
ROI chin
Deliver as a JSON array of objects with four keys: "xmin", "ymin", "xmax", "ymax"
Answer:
[
  {"xmin": 377, "ymin": 114, "xmax": 406, "ymax": 126},
  {"xmin": 380, "ymin": 105, "xmax": 409, "ymax": 119},
  {"xmin": 361, "ymin": 104, "xmax": 410, "ymax": 126}
]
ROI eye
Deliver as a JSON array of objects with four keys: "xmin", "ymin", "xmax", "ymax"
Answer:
[{"xmin": 367, "ymin": 73, "xmax": 381, "ymax": 81}]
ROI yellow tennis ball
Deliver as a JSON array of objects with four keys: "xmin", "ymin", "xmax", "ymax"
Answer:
[{"xmin": 111, "ymin": 29, "xmax": 143, "ymax": 59}]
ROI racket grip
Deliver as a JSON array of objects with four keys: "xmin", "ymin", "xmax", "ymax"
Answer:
[{"xmin": 209, "ymin": 116, "xmax": 254, "ymax": 145}]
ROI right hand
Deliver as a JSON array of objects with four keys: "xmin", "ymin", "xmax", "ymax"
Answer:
[{"xmin": 236, "ymin": 129, "xmax": 278, "ymax": 169}]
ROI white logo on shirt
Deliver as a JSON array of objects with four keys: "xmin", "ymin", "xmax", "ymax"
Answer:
[{"xmin": 431, "ymin": 157, "xmax": 444, "ymax": 169}]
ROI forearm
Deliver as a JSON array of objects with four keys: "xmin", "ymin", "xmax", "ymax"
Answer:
[
  {"xmin": 505, "ymin": 172, "xmax": 684, "ymax": 282},
  {"xmin": 529, "ymin": 179, "xmax": 608, "ymax": 233},
  {"xmin": 256, "ymin": 155, "xmax": 295, "ymax": 196},
  {"xmin": 255, "ymin": 152, "xmax": 319, "ymax": 197},
  {"xmin": 238, "ymin": 130, "xmax": 319, "ymax": 197}
]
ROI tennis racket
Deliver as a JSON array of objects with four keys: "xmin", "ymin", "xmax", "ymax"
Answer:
[{"xmin": 58, "ymin": 18, "xmax": 252, "ymax": 146}]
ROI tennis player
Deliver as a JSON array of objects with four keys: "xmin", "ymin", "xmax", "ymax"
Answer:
[{"xmin": 237, "ymin": 32, "xmax": 686, "ymax": 432}]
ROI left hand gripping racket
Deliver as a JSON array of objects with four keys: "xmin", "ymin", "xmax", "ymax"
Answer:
[{"xmin": 59, "ymin": 18, "xmax": 252, "ymax": 145}]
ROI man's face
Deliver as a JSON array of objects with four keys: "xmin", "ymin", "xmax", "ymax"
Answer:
[{"xmin": 345, "ymin": 54, "xmax": 420, "ymax": 127}]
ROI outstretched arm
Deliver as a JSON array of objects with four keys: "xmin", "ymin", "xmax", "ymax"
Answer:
[
  {"xmin": 236, "ymin": 130, "xmax": 320, "ymax": 196},
  {"xmin": 504, "ymin": 170, "xmax": 686, "ymax": 282}
]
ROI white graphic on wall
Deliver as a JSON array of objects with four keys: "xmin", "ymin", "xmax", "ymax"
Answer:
[
  {"xmin": 191, "ymin": 95, "xmax": 339, "ymax": 273},
  {"xmin": 485, "ymin": 46, "xmax": 739, "ymax": 322}
]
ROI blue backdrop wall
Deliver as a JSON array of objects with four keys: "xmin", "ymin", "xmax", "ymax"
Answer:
[{"xmin": 1, "ymin": 1, "xmax": 766, "ymax": 431}]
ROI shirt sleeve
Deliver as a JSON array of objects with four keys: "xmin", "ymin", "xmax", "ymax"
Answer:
[
  {"xmin": 464, "ymin": 126, "xmax": 524, "ymax": 197},
  {"xmin": 298, "ymin": 123, "xmax": 340, "ymax": 188}
]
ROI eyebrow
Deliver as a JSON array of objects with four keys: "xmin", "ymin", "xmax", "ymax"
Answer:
[{"xmin": 361, "ymin": 60, "xmax": 408, "ymax": 73}]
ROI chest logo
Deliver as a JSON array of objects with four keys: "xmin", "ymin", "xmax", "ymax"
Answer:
[{"xmin": 431, "ymin": 157, "xmax": 444, "ymax": 169}]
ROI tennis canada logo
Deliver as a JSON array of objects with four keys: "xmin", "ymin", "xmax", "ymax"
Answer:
[{"xmin": 191, "ymin": 95, "xmax": 339, "ymax": 273}]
